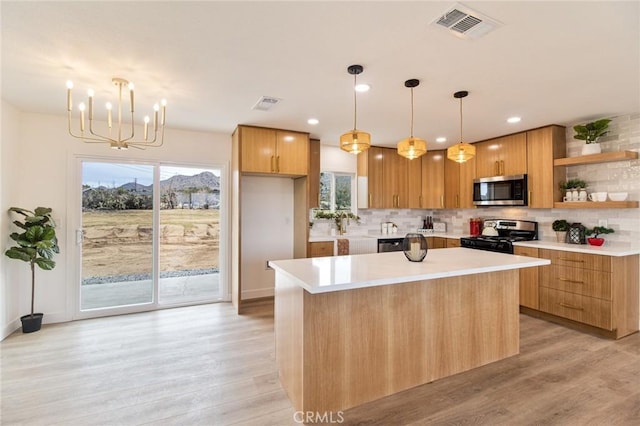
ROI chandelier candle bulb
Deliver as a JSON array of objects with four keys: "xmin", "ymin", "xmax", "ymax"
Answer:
[
  {"xmin": 78, "ymin": 102, "xmax": 85, "ymax": 132},
  {"xmin": 144, "ymin": 116, "xmax": 150, "ymax": 140},
  {"xmin": 66, "ymin": 80, "xmax": 73, "ymax": 111},
  {"xmin": 128, "ymin": 83, "xmax": 134, "ymax": 112},
  {"xmin": 87, "ymin": 89, "xmax": 94, "ymax": 120},
  {"xmin": 154, "ymin": 104, "xmax": 159, "ymax": 131},
  {"xmin": 161, "ymin": 99, "xmax": 167, "ymax": 126},
  {"xmin": 106, "ymin": 102, "xmax": 113, "ymax": 128}
]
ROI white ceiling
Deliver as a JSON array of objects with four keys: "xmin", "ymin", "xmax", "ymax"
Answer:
[{"xmin": 2, "ymin": 1, "xmax": 639, "ymax": 149}]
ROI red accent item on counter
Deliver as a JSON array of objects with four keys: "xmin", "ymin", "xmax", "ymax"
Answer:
[{"xmin": 469, "ymin": 218, "xmax": 482, "ymax": 236}]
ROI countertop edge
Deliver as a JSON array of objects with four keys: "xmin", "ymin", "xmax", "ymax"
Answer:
[{"xmin": 513, "ymin": 241, "xmax": 640, "ymax": 256}]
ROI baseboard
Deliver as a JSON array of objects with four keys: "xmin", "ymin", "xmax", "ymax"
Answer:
[
  {"xmin": 241, "ymin": 288, "xmax": 274, "ymax": 300},
  {"xmin": 1, "ymin": 319, "xmax": 20, "ymax": 341}
]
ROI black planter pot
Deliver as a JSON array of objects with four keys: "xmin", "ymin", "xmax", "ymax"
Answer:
[{"xmin": 20, "ymin": 313, "xmax": 44, "ymax": 333}]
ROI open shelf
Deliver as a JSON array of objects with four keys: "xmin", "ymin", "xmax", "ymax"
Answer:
[
  {"xmin": 554, "ymin": 150, "xmax": 638, "ymax": 167},
  {"xmin": 554, "ymin": 201, "xmax": 639, "ymax": 209}
]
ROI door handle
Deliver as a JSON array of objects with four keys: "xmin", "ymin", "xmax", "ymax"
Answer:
[
  {"xmin": 369, "ymin": 193, "xmax": 372, "ymax": 207},
  {"xmin": 495, "ymin": 161, "xmax": 499, "ymax": 175},
  {"xmin": 441, "ymin": 195, "xmax": 444, "ymax": 208},
  {"xmin": 270, "ymin": 156, "xmax": 275, "ymax": 172},
  {"xmin": 559, "ymin": 302, "xmax": 584, "ymax": 311},
  {"xmin": 500, "ymin": 160, "xmax": 505, "ymax": 175},
  {"xmin": 559, "ymin": 278, "xmax": 584, "ymax": 284},
  {"xmin": 276, "ymin": 156, "xmax": 280, "ymax": 173}
]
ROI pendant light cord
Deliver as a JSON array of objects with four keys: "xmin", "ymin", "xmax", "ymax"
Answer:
[
  {"xmin": 353, "ymin": 73, "xmax": 357, "ymax": 131},
  {"xmin": 459, "ymin": 96, "xmax": 464, "ymax": 143},
  {"xmin": 410, "ymin": 88, "xmax": 414, "ymax": 138}
]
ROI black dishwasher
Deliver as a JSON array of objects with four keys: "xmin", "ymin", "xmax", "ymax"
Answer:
[{"xmin": 377, "ymin": 238, "xmax": 404, "ymax": 253}]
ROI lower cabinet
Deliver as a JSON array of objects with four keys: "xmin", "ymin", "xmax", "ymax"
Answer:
[
  {"xmin": 308, "ymin": 241, "xmax": 334, "ymax": 258},
  {"xmin": 514, "ymin": 246, "xmax": 539, "ymax": 309},
  {"xmin": 535, "ymin": 249, "xmax": 638, "ymax": 339},
  {"xmin": 446, "ymin": 238, "xmax": 461, "ymax": 248},
  {"xmin": 427, "ymin": 237, "xmax": 446, "ymax": 249}
]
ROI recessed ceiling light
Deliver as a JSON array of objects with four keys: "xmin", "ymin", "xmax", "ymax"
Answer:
[
  {"xmin": 436, "ymin": 137, "xmax": 447, "ymax": 143},
  {"xmin": 507, "ymin": 116, "xmax": 521, "ymax": 123},
  {"xmin": 355, "ymin": 83, "xmax": 370, "ymax": 92},
  {"xmin": 307, "ymin": 118, "xmax": 319, "ymax": 125}
]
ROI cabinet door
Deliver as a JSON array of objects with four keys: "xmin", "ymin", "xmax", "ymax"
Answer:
[
  {"xmin": 240, "ymin": 126, "xmax": 276, "ymax": 173},
  {"xmin": 458, "ymin": 156, "xmax": 476, "ymax": 208},
  {"xmin": 443, "ymin": 159, "xmax": 460, "ymax": 208},
  {"xmin": 383, "ymin": 148, "xmax": 403, "ymax": 208},
  {"xmin": 276, "ymin": 130, "xmax": 308, "ymax": 176},
  {"xmin": 527, "ymin": 126, "xmax": 566, "ymax": 208},
  {"xmin": 446, "ymin": 238, "xmax": 461, "ymax": 248},
  {"xmin": 307, "ymin": 139, "xmax": 320, "ymax": 208},
  {"xmin": 475, "ymin": 134, "xmax": 526, "ymax": 177},
  {"xmin": 367, "ymin": 147, "xmax": 385, "ymax": 208},
  {"xmin": 514, "ymin": 246, "xmax": 539, "ymax": 309},
  {"xmin": 421, "ymin": 150, "xmax": 445, "ymax": 209},
  {"xmin": 309, "ymin": 241, "xmax": 334, "ymax": 258},
  {"xmin": 406, "ymin": 156, "xmax": 422, "ymax": 208}
]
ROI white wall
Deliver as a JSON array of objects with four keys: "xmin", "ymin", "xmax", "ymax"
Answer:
[
  {"xmin": 320, "ymin": 145, "xmax": 357, "ymax": 174},
  {"xmin": 240, "ymin": 176, "xmax": 293, "ymax": 299},
  {"xmin": 1, "ymin": 106, "xmax": 232, "ymax": 339}
]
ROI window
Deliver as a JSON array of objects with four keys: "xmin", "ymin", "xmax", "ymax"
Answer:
[{"xmin": 319, "ymin": 172, "xmax": 355, "ymax": 212}]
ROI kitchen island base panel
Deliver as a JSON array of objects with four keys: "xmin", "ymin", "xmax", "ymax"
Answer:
[{"xmin": 275, "ymin": 269, "xmax": 520, "ymax": 413}]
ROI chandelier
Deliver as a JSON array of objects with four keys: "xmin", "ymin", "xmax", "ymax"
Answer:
[
  {"xmin": 340, "ymin": 65, "xmax": 371, "ymax": 154},
  {"xmin": 447, "ymin": 90, "xmax": 475, "ymax": 163},
  {"xmin": 397, "ymin": 79, "xmax": 427, "ymax": 160},
  {"xmin": 66, "ymin": 77, "xmax": 166, "ymax": 150}
]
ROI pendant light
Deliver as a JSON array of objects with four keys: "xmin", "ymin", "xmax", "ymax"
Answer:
[
  {"xmin": 447, "ymin": 90, "xmax": 476, "ymax": 163},
  {"xmin": 397, "ymin": 79, "xmax": 427, "ymax": 160},
  {"xmin": 340, "ymin": 65, "xmax": 371, "ymax": 154}
]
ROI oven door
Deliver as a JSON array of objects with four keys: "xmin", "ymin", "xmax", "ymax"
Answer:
[{"xmin": 473, "ymin": 174, "xmax": 527, "ymax": 206}]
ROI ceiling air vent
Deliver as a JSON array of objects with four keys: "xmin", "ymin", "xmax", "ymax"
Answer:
[
  {"xmin": 252, "ymin": 96, "xmax": 282, "ymax": 111},
  {"xmin": 432, "ymin": 3, "xmax": 501, "ymax": 40}
]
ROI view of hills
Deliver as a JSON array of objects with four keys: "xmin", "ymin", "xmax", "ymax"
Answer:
[{"xmin": 103, "ymin": 172, "xmax": 220, "ymax": 193}]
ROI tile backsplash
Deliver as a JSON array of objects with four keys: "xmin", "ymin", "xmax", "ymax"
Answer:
[{"xmin": 312, "ymin": 114, "xmax": 639, "ymax": 244}]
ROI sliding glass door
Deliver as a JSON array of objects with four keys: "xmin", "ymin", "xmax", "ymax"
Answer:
[{"xmin": 78, "ymin": 160, "xmax": 223, "ymax": 317}]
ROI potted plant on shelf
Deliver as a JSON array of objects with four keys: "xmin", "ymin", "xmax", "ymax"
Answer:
[
  {"xmin": 552, "ymin": 219, "xmax": 569, "ymax": 242},
  {"xmin": 4, "ymin": 207, "xmax": 59, "ymax": 333},
  {"xmin": 573, "ymin": 118, "xmax": 611, "ymax": 156},
  {"xmin": 584, "ymin": 226, "xmax": 615, "ymax": 246},
  {"xmin": 560, "ymin": 179, "xmax": 588, "ymax": 202}
]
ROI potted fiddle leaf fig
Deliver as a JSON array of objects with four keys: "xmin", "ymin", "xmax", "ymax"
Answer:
[
  {"xmin": 4, "ymin": 207, "xmax": 59, "ymax": 333},
  {"xmin": 574, "ymin": 118, "xmax": 611, "ymax": 155}
]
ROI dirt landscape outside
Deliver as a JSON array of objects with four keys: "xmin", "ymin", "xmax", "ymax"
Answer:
[{"xmin": 82, "ymin": 209, "xmax": 219, "ymax": 280}]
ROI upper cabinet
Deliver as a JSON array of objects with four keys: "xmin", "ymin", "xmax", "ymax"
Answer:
[
  {"xmin": 307, "ymin": 138, "xmax": 321, "ymax": 209},
  {"xmin": 444, "ymin": 154, "xmax": 476, "ymax": 209},
  {"xmin": 238, "ymin": 125, "xmax": 309, "ymax": 176},
  {"xmin": 421, "ymin": 150, "xmax": 445, "ymax": 209},
  {"xmin": 526, "ymin": 125, "xmax": 566, "ymax": 208},
  {"xmin": 475, "ymin": 133, "xmax": 527, "ymax": 178},
  {"xmin": 357, "ymin": 147, "xmax": 422, "ymax": 209}
]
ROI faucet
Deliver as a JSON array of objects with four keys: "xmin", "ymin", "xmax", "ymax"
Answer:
[{"xmin": 336, "ymin": 211, "xmax": 350, "ymax": 235}]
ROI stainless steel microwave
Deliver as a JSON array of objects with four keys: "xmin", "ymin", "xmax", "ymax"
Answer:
[{"xmin": 473, "ymin": 174, "xmax": 528, "ymax": 206}]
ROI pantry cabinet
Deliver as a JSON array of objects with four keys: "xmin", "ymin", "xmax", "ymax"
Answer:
[
  {"xmin": 238, "ymin": 125, "xmax": 309, "ymax": 176},
  {"xmin": 421, "ymin": 150, "xmax": 445, "ymax": 209},
  {"xmin": 537, "ymin": 249, "xmax": 638, "ymax": 339},
  {"xmin": 475, "ymin": 133, "xmax": 527, "ymax": 178},
  {"xmin": 526, "ymin": 125, "xmax": 566, "ymax": 208}
]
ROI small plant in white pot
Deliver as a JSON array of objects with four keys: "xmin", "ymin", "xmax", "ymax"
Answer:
[
  {"xmin": 573, "ymin": 118, "xmax": 611, "ymax": 156},
  {"xmin": 4, "ymin": 207, "xmax": 59, "ymax": 333}
]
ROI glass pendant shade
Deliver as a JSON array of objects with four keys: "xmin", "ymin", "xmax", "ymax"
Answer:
[
  {"xmin": 447, "ymin": 142, "xmax": 476, "ymax": 163},
  {"xmin": 340, "ymin": 130, "xmax": 371, "ymax": 154},
  {"xmin": 397, "ymin": 137, "xmax": 427, "ymax": 160}
]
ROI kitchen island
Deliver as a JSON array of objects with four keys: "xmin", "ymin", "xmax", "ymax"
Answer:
[{"xmin": 269, "ymin": 248, "xmax": 550, "ymax": 413}]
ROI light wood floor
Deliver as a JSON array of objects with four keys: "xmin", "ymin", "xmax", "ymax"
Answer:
[{"xmin": 1, "ymin": 300, "xmax": 638, "ymax": 425}]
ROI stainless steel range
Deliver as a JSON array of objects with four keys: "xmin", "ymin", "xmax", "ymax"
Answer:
[{"xmin": 460, "ymin": 219, "xmax": 538, "ymax": 254}]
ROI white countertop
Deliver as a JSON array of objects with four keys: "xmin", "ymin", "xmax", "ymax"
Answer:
[
  {"xmin": 514, "ymin": 240, "xmax": 640, "ymax": 256},
  {"xmin": 269, "ymin": 248, "xmax": 549, "ymax": 294},
  {"xmin": 309, "ymin": 232, "xmax": 465, "ymax": 243}
]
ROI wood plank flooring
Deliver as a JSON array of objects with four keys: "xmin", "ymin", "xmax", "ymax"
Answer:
[{"xmin": 1, "ymin": 300, "xmax": 638, "ymax": 425}]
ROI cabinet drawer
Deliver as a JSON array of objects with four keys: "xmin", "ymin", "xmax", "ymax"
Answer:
[
  {"xmin": 446, "ymin": 238, "xmax": 461, "ymax": 248},
  {"xmin": 539, "ymin": 287, "xmax": 612, "ymax": 330},
  {"xmin": 540, "ymin": 249, "xmax": 611, "ymax": 272},
  {"xmin": 309, "ymin": 241, "xmax": 334, "ymax": 258},
  {"xmin": 540, "ymin": 265, "xmax": 611, "ymax": 300}
]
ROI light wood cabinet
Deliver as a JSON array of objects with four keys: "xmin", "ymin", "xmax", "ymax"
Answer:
[
  {"xmin": 526, "ymin": 125, "xmax": 566, "ymax": 208},
  {"xmin": 307, "ymin": 139, "xmax": 320, "ymax": 209},
  {"xmin": 514, "ymin": 246, "xmax": 539, "ymax": 309},
  {"xmin": 475, "ymin": 133, "xmax": 527, "ymax": 178},
  {"xmin": 421, "ymin": 150, "xmax": 445, "ymax": 209},
  {"xmin": 358, "ymin": 147, "xmax": 422, "ymax": 209},
  {"xmin": 446, "ymin": 238, "xmax": 461, "ymax": 248},
  {"xmin": 427, "ymin": 237, "xmax": 447, "ymax": 249},
  {"xmin": 536, "ymin": 249, "xmax": 638, "ymax": 339},
  {"xmin": 309, "ymin": 241, "xmax": 334, "ymax": 258},
  {"xmin": 444, "ymin": 156, "xmax": 476, "ymax": 208},
  {"xmin": 238, "ymin": 126, "xmax": 309, "ymax": 176}
]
